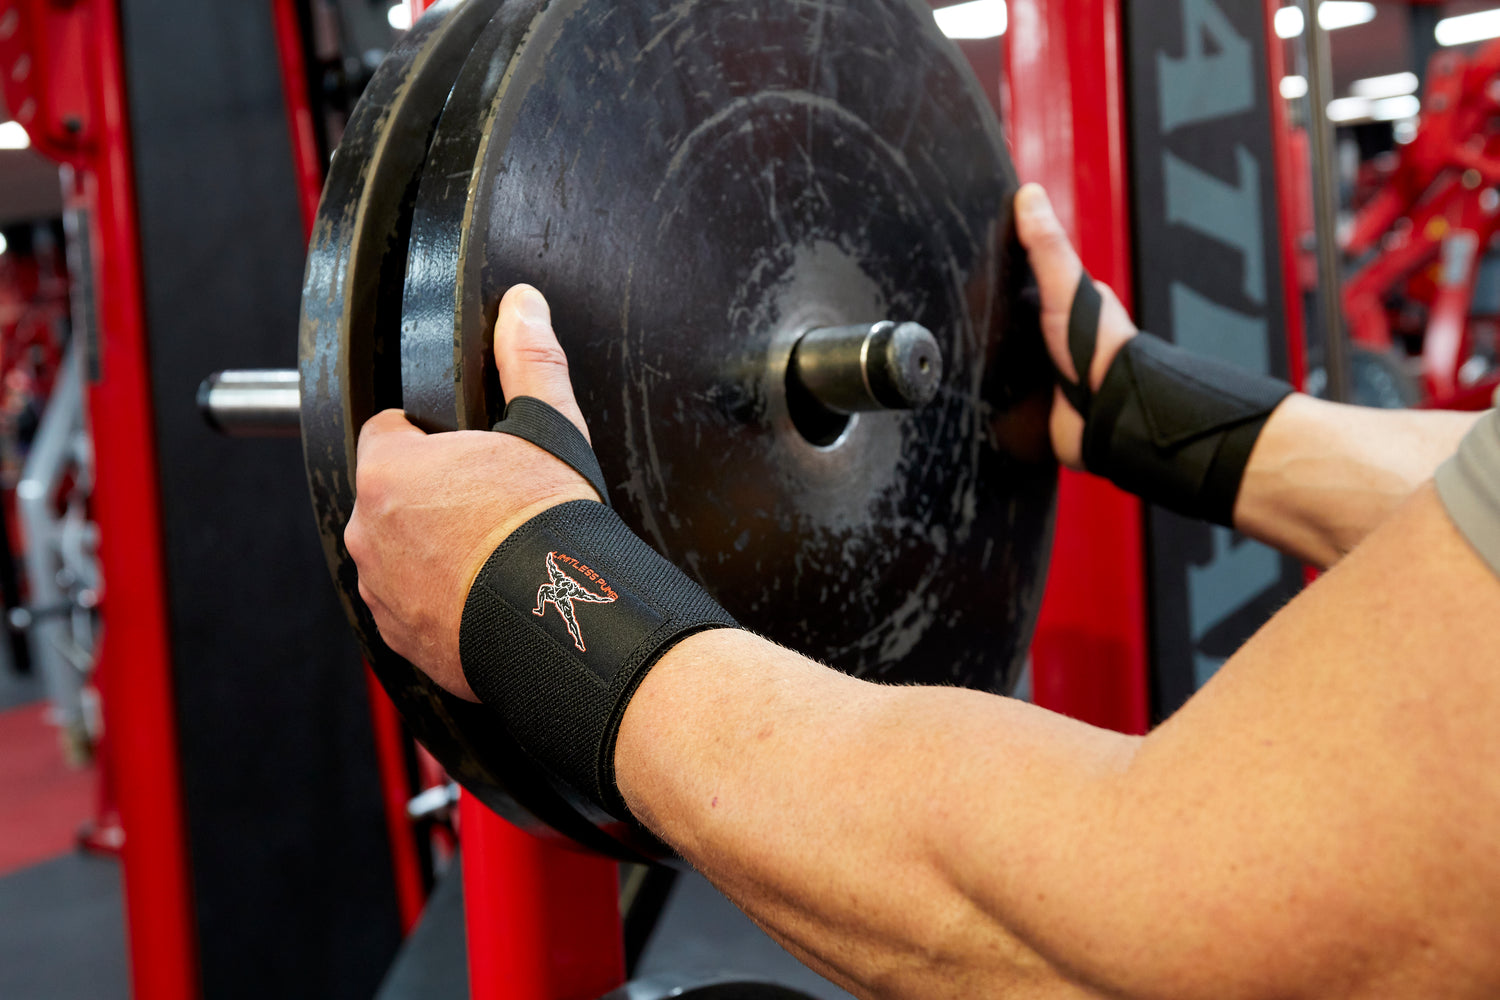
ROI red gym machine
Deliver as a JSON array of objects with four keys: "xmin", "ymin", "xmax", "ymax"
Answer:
[{"xmin": 1343, "ymin": 38, "xmax": 1500, "ymax": 410}]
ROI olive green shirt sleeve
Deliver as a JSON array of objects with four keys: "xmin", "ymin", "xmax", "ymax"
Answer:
[{"xmin": 1435, "ymin": 408, "xmax": 1500, "ymax": 580}]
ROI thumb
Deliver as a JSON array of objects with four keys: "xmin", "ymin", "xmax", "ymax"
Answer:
[
  {"xmin": 494, "ymin": 284, "xmax": 591, "ymax": 441},
  {"xmin": 1015, "ymin": 184, "xmax": 1083, "ymax": 299},
  {"xmin": 1014, "ymin": 184, "xmax": 1086, "ymax": 377}
]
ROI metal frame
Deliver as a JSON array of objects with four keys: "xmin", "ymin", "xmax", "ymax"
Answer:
[{"xmin": 15, "ymin": 337, "xmax": 98, "ymax": 751}]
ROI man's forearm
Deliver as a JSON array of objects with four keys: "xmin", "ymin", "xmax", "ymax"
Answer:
[
  {"xmin": 616, "ymin": 629, "xmax": 1137, "ymax": 999},
  {"xmin": 1233, "ymin": 396, "xmax": 1481, "ymax": 567},
  {"xmin": 614, "ymin": 483, "xmax": 1500, "ymax": 1000}
]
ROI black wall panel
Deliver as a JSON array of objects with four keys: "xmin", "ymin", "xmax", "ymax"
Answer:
[
  {"xmin": 117, "ymin": 1, "xmax": 402, "ymax": 994},
  {"xmin": 1124, "ymin": 0, "xmax": 1305, "ymax": 719}
]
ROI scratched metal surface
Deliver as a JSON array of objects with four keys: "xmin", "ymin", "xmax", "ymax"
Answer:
[
  {"xmin": 401, "ymin": 0, "xmax": 1058, "ymax": 694},
  {"xmin": 298, "ymin": 0, "xmax": 650, "ymax": 858}
]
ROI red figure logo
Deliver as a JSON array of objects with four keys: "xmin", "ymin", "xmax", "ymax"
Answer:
[{"xmin": 534, "ymin": 551, "xmax": 618, "ymax": 652}]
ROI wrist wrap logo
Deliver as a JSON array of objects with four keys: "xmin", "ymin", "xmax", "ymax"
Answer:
[{"xmin": 534, "ymin": 551, "xmax": 619, "ymax": 652}]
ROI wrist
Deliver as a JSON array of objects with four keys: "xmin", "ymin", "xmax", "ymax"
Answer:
[
  {"xmin": 458, "ymin": 501, "xmax": 739, "ymax": 819},
  {"xmin": 449, "ymin": 485, "xmax": 604, "ymax": 687},
  {"xmin": 612, "ymin": 627, "xmax": 748, "ymax": 832}
]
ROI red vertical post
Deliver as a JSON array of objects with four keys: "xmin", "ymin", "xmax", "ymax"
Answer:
[
  {"xmin": 1263, "ymin": 0, "xmax": 1310, "ymax": 391},
  {"xmin": 365, "ymin": 669, "xmax": 427, "ymax": 933},
  {"xmin": 461, "ymin": 793, "xmax": 626, "ymax": 1000},
  {"xmin": 87, "ymin": 0, "xmax": 201, "ymax": 995},
  {"xmin": 1006, "ymin": 0, "xmax": 1150, "ymax": 734},
  {"xmin": 270, "ymin": 0, "xmax": 324, "ymax": 235}
]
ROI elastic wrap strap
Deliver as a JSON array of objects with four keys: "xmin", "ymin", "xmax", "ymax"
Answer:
[
  {"xmin": 493, "ymin": 396, "xmax": 611, "ymax": 505},
  {"xmin": 1082, "ymin": 335, "xmax": 1293, "ymax": 526},
  {"xmin": 1061, "ymin": 272, "xmax": 1101, "ymax": 415},
  {"xmin": 461, "ymin": 501, "xmax": 737, "ymax": 819}
]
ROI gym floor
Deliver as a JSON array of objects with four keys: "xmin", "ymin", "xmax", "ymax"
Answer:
[{"xmin": 0, "ymin": 666, "xmax": 128, "ymax": 1000}]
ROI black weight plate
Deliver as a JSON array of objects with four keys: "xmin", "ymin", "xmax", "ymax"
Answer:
[
  {"xmin": 299, "ymin": 0, "xmax": 638, "ymax": 858},
  {"xmin": 402, "ymin": 0, "xmax": 1057, "ymax": 696}
]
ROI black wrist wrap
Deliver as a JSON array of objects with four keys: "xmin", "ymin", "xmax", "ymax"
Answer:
[
  {"xmin": 1081, "ymin": 333, "xmax": 1293, "ymax": 526},
  {"xmin": 460, "ymin": 499, "xmax": 738, "ymax": 819}
]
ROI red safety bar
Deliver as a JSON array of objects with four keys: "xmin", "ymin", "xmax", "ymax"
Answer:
[
  {"xmin": 1006, "ymin": 0, "xmax": 1150, "ymax": 734},
  {"xmin": 460, "ymin": 795, "xmax": 625, "ymax": 1000}
]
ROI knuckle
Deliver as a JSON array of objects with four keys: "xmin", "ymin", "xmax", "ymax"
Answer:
[
  {"xmin": 1032, "ymin": 225, "xmax": 1072, "ymax": 257},
  {"xmin": 354, "ymin": 464, "xmax": 388, "ymax": 509},
  {"xmin": 513, "ymin": 339, "xmax": 572, "ymax": 377},
  {"xmin": 345, "ymin": 521, "xmax": 366, "ymax": 562}
]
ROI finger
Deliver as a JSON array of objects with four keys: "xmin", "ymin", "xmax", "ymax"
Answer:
[
  {"xmin": 1014, "ymin": 183, "xmax": 1085, "ymax": 326},
  {"xmin": 357, "ymin": 408, "xmax": 427, "ymax": 466},
  {"xmin": 493, "ymin": 284, "xmax": 591, "ymax": 441}
]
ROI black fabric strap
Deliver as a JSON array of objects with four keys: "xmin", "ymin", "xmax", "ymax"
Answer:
[
  {"xmin": 461, "ymin": 500, "xmax": 738, "ymax": 819},
  {"xmin": 493, "ymin": 396, "xmax": 611, "ymax": 505},
  {"xmin": 1081, "ymin": 334, "xmax": 1294, "ymax": 526},
  {"xmin": 1061, "ymin": 272, "xmax": 1101, "ymax": 415}
]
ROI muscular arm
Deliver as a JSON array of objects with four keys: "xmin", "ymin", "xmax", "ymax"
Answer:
[
  {"xmin": 617, "ymin": 482, "xmax": 1500, "ymax": 1000},
  {"xmin": 1232, "ymin": 396, "xmax": 1481, "ymax": 567},
  {"xmin": 1016, "ymin": 185, "xmax": 1482, "ymax": 570}
]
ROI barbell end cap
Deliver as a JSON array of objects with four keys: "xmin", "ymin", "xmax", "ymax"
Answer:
[
  {"xmin": 196, "ymin": 376, "xmax": 225, "ymax": 434},
  {"xmin": 789, "ymin": 321, "xmax": 946, "ymax": 414},
  {"xmin": 870, "ymin": 321, "xmax": 943, "ymax": 410}
]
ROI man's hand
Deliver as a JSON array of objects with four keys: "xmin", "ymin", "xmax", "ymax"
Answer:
[
  {"xmin": 1013, "ymin": 183, "xmax": 1138, "ymax": 468},
  {"xmin": 345, "ymin": 284, "xmax": 599, "ymax": 701}
]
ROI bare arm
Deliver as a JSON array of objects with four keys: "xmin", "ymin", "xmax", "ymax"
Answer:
[
  {"xmin": 1016, "ymin": 185, "xmax": 1483, "ymax": 569},
  {"xmin": 1232, "ymin": 395, "xmax": 1480, "ymax": 567},
  {"xmin": 617, "ymin": 482, "xmax": 1500, "ymax": 1000}
]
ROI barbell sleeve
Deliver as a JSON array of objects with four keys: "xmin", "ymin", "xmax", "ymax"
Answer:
[{"xmin": 197, "ymin": 369, "xmax": 301, "ymax": 437}]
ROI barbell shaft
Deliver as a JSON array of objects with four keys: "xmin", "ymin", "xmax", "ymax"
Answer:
[
  {"xmin": 202, "ymin": 322, "xmax": 942, "ymax": 440},
  {"xmin": 198, "ymin": 370, "xmax": 301, "ymax": 437}
]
